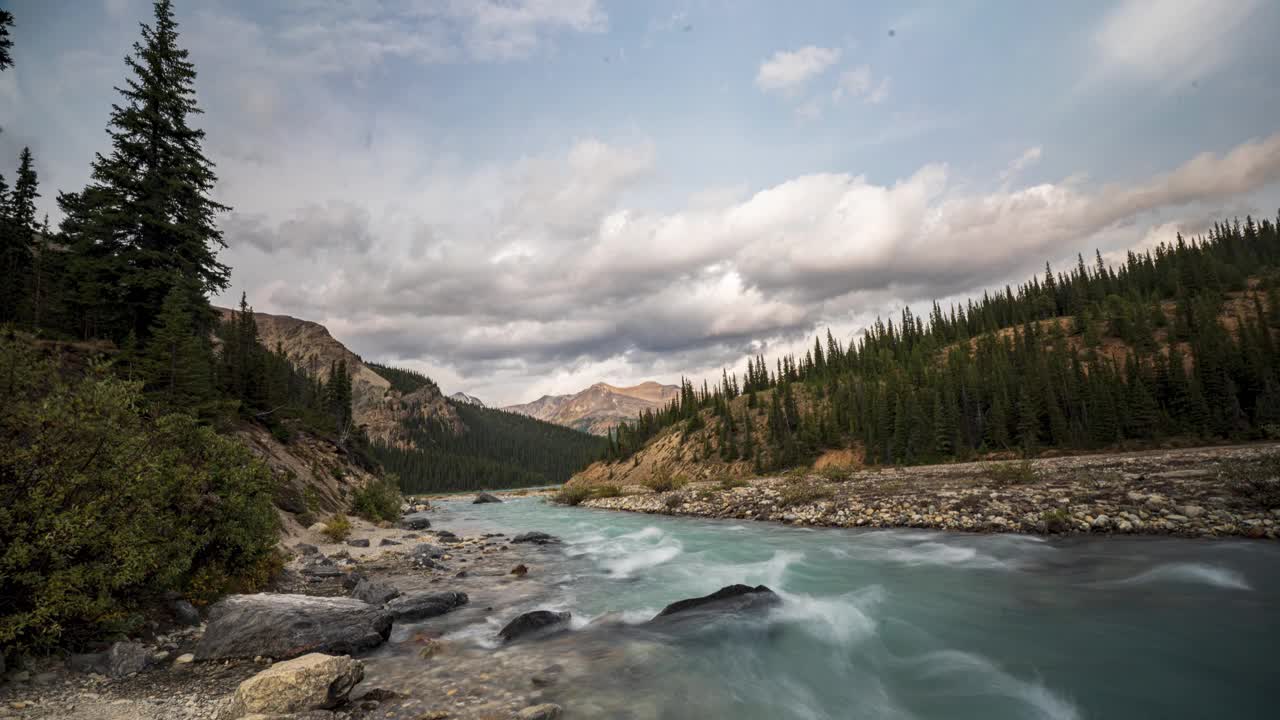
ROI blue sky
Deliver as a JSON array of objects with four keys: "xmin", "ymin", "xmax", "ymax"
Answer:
[{"xmin": 3, "ymin": 0, "xmax": 1280, "ymax": 404}]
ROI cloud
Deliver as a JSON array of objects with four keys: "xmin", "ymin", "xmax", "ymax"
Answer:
[
  {"xmin": 756, "ymin": 46, "xmax": 842, "ymax": 94},
  {"xmin": 1093, "ymin": 0, "xmax": 1261, "ymax": 90},
  {"xmin": 222, "ymin": 129, "xmax": 1280, "ymax": 403},
  {"xmin": 831, "ymin": 65, "xmax": 889, "ymax": 105},
  {"xmin": 999, "ymin": 146, "xmax": 1042, "ymax": 183}
]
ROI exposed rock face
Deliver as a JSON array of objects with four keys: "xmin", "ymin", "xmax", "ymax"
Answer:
[
  {"xmin": 502, "ymin": 381, "xmax": 679, "ymax": 435},
  {"xmin": 498, "ymin": 610, "xmax": 571, "ymax": 644},
  {"xmin": 651, "ymin": 585, "xmax": 781, "ymax": 622},
  {"xmin": 221, "ymin": 653, "xmax": 363, "ymax": 718},
  {"xmin": 449, "ymin": 391, "xmax": 486, "ymax": 407},
  {"xmin": 195, "ymin": 594, "xmax": 392, "ymax": 661},
  {"xmin": 235, "ymin": 423, "xmax": 380, "ymax": 518},
  {"xmin": 219, "ymin": 307, "xmax": 462, "ymax": 448},
  {"xmin": 386, "ymin": 591, "xmax": 469, "ymax": 621},
  {"xmin": 473, "ymin": 492, "xmax": 503, "ymax": 504}
]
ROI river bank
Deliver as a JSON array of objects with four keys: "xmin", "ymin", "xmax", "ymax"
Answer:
[{"xmin": 581, "ymin": 443, "xmax": 1280, "ymax": 539}]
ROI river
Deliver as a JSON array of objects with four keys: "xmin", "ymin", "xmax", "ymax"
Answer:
[{"xmin": 368, "ymin": 495, "xmax": 1279, "ymax": 719}]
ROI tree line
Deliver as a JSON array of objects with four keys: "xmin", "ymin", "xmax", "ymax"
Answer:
[
  {"xmin": 373, "ymin": 397, "xmax": 607, "ymax": 493},
  {"xmin": 605, "ymin": 216, "xmax": 1280, "ymax": 470}
]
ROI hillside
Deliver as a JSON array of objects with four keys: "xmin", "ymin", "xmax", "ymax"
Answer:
[
  {"xmin": 218, "ymin": 308, "xmax": 462, "ymax": 446},
  {"xmin": 571, "ymin": 217, "xmax": 1280, "ymax": 488},
  {"xmin": 504, "ymin": 380, "xmax": 679, "ymax": 434},
  {"xmin": 449, "ymin": 391, "xmax": 486, "ymax": 406}
]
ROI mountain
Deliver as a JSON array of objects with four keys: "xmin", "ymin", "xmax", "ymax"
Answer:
[
  {"xmin": 219, "ymin": 308, "xmax": 462, "ymax": 447},
  {"xmin": 503, "ymin": 381, "xmax": 680, "ymax": 435},
  {"xmin": 449, "ymin": 391, "xmax": 486, "ymax": 407}
]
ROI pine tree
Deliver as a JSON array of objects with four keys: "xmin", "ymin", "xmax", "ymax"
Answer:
[
  {"xmin": 80, "ymin": 0, "xmax": 230, "ymax": 339},
  {"xmin": 1, "ymin": 148, "xmax": 38, "ymax": 323},
  {"xmin": 142, "ymin": 280, "xmax": 216, "ymax": 413},
  {"xmin": 0, "ymin": 10, "xmax": 13, "ymax": 72}
]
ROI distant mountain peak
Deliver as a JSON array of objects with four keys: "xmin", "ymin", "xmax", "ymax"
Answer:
[
  {"xmin": 449, "ymin": 391, "xmax": 486, "ymax": 407},
  {"xmin": 501, "ymin": 380, "xmax": 679, "ymax": 435}
]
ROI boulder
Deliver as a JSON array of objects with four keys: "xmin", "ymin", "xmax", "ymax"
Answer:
[
  {"xmin": 346, "ymin": 538, "xmax": 370, "ymax": 548},
  {"xmin": 399, "ymin": 512, "xmax": 432, "ymax": 530},
  {"xmin": 386, "ymin": 591, "xmax": 469, "ymax": 622},
  {"xmin": 221, "ymin": 653, "xmax": 363, "ymax": 718},
  {"xmin": 410, "ymin": 544, "xmax": 448, "ymax": 571},
  {"xmin": 517, "ymin": 704, "xmax": 563, "ymax": 720},
  {"xmin": 295, "ymin": 543, "xmax": 320, "ymax": 556},
  {"xmin": 340, "ymin": 571, "xmax": 365, "ymax": 591},
  {"xmin": 170, "ymin": 598, "xmax": 201, "ymax": 626},
  {"xmin": 473, "ymin": 492, "xmax": 503, "ymax": 504},
  {"xmin": 68, "ymin": 641, "xmax": 154, "ymax": 678},
  {"xmin": 498, "ymin": 610, "xmax": 570, "ymax": 644},
  {"xmin": 195, "ymin": 594, "xmax": 392, "ymax": 661},
  {"xmin": 510, "ymin": 532, "xmax": 559, "ymax": 545},
  {"xmin": 379, "ymin": 538, "xmax": 401, "ymax": 546},
  {"xmin": 300, "ymin": 556, "xmax": 342, "ymax": 580},
  {"xmin": 352, "ymin": 579, "xmax": 401, "ymax": 606},
  {"xmin": 651, "ymin": 584, "xmax": 781, "ymax": 623}
]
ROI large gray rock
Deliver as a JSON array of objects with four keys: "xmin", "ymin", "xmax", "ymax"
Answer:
[
  {"xmin": 220, "ymin": 653, "xmax": 363, "ymax": 718},
  {"xmin": 68, "ymin": 641, "xmax": 155, "ymax": 678},
  {"xmin": 352, "ymin": 578, "xmax": 400, "ymax": 606},
  {"xmin": 651, "ymin": 584, "xmax": 780, "ymax": 623},
  {"xmin": 195, "ymin": 594, "xmax": 392, "ymax": 661},
  {"xmin": 473, "ymin": 492, "xmax": 503, "ymax": 504},
  {"xmin": 498, "ymin": 610, "xmax": 570, "ymax": 644},
  {"xmin": 399, "ymin": 512, "xmax": 432, "ymax": 530},
  {"xmin": 510, "ymin": 532, "xmax": 559, "ymax": 545},
  {"xmin": 386, "ymin": 591, "xmax": 469, "ymax": 622},
  {"xmin": 411, "ymin": 544, "xmax": 448, "ymax": 570}
]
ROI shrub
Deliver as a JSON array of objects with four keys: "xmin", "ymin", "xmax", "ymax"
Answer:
[
  {"xmin": 352, "ymin": 475, "xmax": 402, "ymax": 522},
  {"xmin": 0, "ymin": 340, "xmax": 279, "ymax": 655},
  {"xmin": 816, "ymin": 465, "xmax": 850, "ymax": 482},
  {"xmin": 777, "ymin": 483, "xmax": 835, "ymax": 508},
  {"xmin": 644, "ymin": 468, "xmax": 688, "ymax": 493},
  {"xmin": 987, "ymin": 460, "xmax": 1039, "ymax": 486},
  {"xmin": 664, "ymin": 493, "xmax": 684, "ymax": 509},
  {"xmin": 552, "ymin": 485, "xmax": 593, "ymax": 506},
  {"xmin": 322, "ymin": 513, "xmax": 352, "ymax": 542},
  {"xmin": 1220, "ymin": 455, "xmax": 1280, "ymax": 509},
  {"xmin": 592, "ymin": 484, "xmax": 622, "ymax": 499},
  {"xmin": 718, "ymin": 476, "xmax": 749, "ymax": 491}
]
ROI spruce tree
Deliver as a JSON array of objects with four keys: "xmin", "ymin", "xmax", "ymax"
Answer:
[
  {"xmin": 1, "ymin": 148, "xmax": 38, "ymax": 323},
  {"xmin": 81, "ymin": 0, "xmax": 229, "ymax": 339},
  {"xmin": 0, "ymin": 10, "xmax": 13, "ymax": 71},
  {"xmin": 142, "ymin": 280, "xmax": 216, "ymax": 413}
]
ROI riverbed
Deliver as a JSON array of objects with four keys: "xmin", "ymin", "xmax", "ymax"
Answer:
[{"xmin": 361, "ymin": 495, "xmax": 1280, "ymax": 720}]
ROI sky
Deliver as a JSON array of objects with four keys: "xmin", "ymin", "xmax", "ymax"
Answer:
[{"xmin": 3, "ymin": 0, "xmax": 1280, "ymax": 406}]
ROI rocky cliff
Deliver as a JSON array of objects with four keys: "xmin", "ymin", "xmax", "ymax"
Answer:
[
  {"xmin": 219, "ymin": 308, "xmax": 463, "ymax": 447},
  {"xmin": 503, "ymin": 381, "xmax": 679, "ymax": 435}
]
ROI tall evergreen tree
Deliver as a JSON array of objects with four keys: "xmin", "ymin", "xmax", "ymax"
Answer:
[
  {"xmin": 0, "ymin": 9, "xmax": 13, "ymax": 71},
  {"xmin": 1, "ymin": 148, "xmax": 38, "ymax": 323},
  {"xmin": 79, "ymin": 0, "xmax": 229, "ymax": 339}
]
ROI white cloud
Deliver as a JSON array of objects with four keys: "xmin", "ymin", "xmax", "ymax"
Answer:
[
  {"xmin": 756, "ymin": 46, "xmax": 842, "ymax": 94},
  {"xmin": 1093, "ymin": 0, "xmax": 1262, "ymax": 90},
  {"xmin": 999, "ymin": 146, "xmax": 1043, "ymax": 183},
  {"xmin": 220, "ymin": 125, "xmax": 1280, "ymax": 403},
  {"xmin": 831, "ymin": 65, "xmax": 889, "ymax": 104}
]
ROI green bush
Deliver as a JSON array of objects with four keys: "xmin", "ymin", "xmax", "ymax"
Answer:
[
  {"xmin": 0, "ymin": 340, "xmax": 279, "ymax": 655},
  {"xmin": 718, "ymin": 476, "xmax": 749, "ymax": 490},
  {"xmin": 552, "ymin": 485, "xmax": 592, "ymax": 506},
  {"xmin": 987, "ymin": 460, "xmax": 1039, "ymax": 486},
  {"xmin": 321, "ymin": 513, "xmax": 352, "ymax": 542},
  {"xmin": 644, "ymin": 468, "xmax": 688, "ymax": 493},
  {"xmin": 777, "ymin": 482, "xmax": 835, "ymax": 508},
  {"xmin": 352, "ymin": 475, "xmax": 402, "ymax": 522},
  {"xmin": 592, "ymin": 484, "xmax": 622, "ymax": 499}
]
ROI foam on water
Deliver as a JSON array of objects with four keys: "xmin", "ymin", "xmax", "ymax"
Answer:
[
  {"xmin": 1109, "ymin": 562, "xmax": 1252, "ymax": 590},
  {"xmin": 883, "ymin": 541, "xmax": 1013, "ymax": 570},
  {"xmin": 910, "ymin": 650, "xmax": 1082, "ymax": 720},
  {"xmin": 771, "ymin": 585, "xmax": 885, "ymax": 646}
]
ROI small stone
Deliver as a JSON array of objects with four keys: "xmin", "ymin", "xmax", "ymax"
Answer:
[
  {"xmin": 1091, "ymin": 515, "xmax": 1111, "ymax": 529},
  {"xmin": 379, "ymin": 538, "xmax": 401, "ymax": 546},
  {"xmin": 511, "ymin": 564, "xmax": 528, "ymax": 577},
  {"xmin": 1180, "ymin": 505, "xmax": 1205, "ymax": 518},
  {"xmin": 346, "ymin": 538, "xmax": 370, "ymax": 548},
  {"xmin": 175, "ymin": 653, "xmax": 195, "ymax": 664}
]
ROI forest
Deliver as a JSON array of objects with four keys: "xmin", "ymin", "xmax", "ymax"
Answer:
[
  {"xmin": 373, "ymin": 398, "xmax": 607, "ymax": 493},
  {"xmin": 605, "ymin": 217, "xmax": 1280, "ymax": 470}
]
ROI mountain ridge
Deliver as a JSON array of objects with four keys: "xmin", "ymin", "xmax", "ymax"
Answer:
[{"xmin": 503, "ymin": 381, "xmax": 680, "ymax": 435}]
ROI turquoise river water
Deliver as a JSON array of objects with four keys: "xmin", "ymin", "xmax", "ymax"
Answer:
[{"xmin": 397, "ymin": 496, "xmax": 1279, "ymax": 719}]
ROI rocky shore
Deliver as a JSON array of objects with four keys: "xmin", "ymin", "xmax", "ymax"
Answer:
[
  {"xmin": 581, "ymin": 443, "xmax": 1280, "ymax": 539},
  {"xmin": 0, "ymin": 491, "xmax": 576, "ymax": 720}
]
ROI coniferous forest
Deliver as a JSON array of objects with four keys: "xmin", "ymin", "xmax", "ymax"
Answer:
[
  {"xmin": 605, "ymin": 219, "xmax": 1280, "ymax": 471},
  {"xmin": 373, "ymin": 399, "xmax": 607, "ymax": 493}
]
